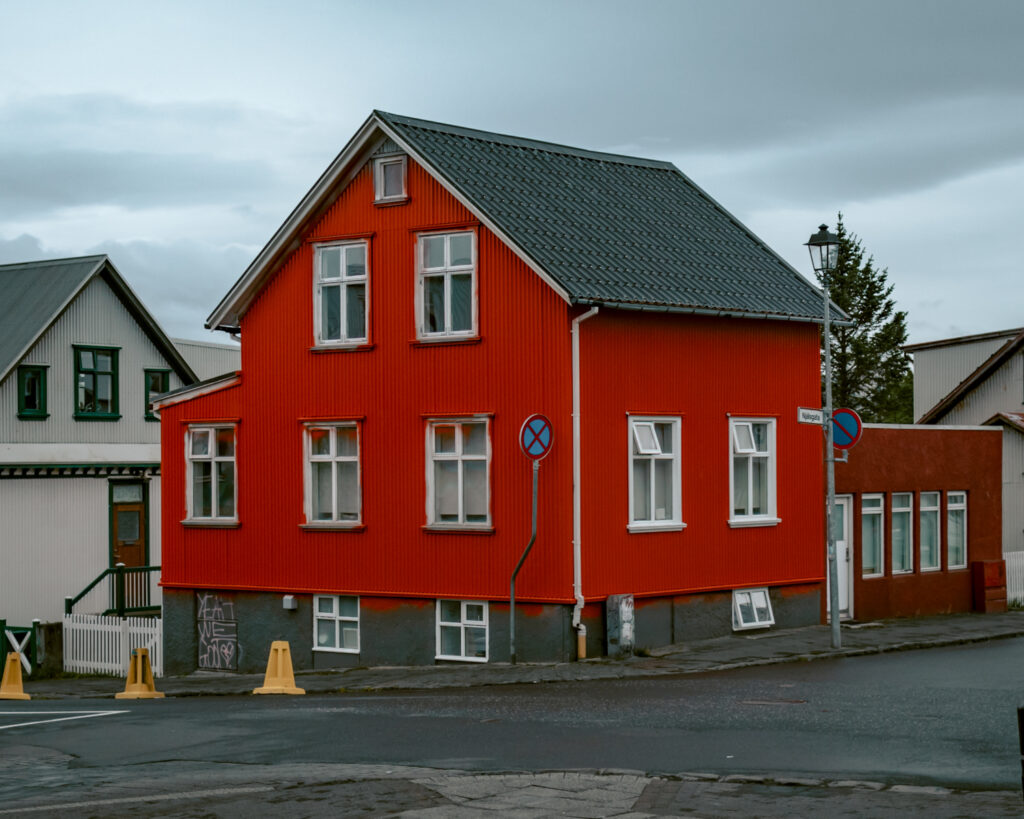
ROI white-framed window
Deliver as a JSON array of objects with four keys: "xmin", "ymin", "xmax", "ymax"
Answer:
[
  {"xmin": 436, "ymin": 599, "xmax": 488, "ymax": 662},
  {"xmin": 314, "ymin": 241, "xmax": 368, "ymax": 346},
  {"xmin": 314, "ymin": 595, "xmax": 359, "ymax": 653},
  {"xmin": 861, "ymin": 494, "xmax": 884, "ymax": 577},
  {"xmin": 628, "ymin": 417, "xmax": 682, "ymax": 530},
  {"xmin": 304, "ymin": 423, "xmax": 360, "ymax": 525},
  {"xmin": 891, "ymin": 492, "xmax": 913, "ymax": 574},
  {"xmin": 732, "ymin": 588, "xmax": 774, "ymax": 631},
  {"xmin": 186, "ymin": 425, "xmax": 236, "ymax": 521},
  {"xmin": 729, "ymin": 418, "xmax": 777, "ymax": 525},
  {"xmin": 417, "ymin": 231, "xmax": 476, "ymax": 339},
  {"xmin": 426, "ymin": 419, "xmax": 490, "ymax": 527},
  {"xmin": 947, "ymin": 491, "xmax": 967, "ymax": 569},
  {"xmin": 374, "ymin": 155, "xmax": 407, "ymax": 202},
  {"xmin": 919, "ymin": 491, "xmax": 941, "ymax": 571}
]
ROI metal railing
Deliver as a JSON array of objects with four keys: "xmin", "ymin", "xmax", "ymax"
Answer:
[{"xmin": 64, "ymin": 564, "xmax": 162, "ymax": 617}]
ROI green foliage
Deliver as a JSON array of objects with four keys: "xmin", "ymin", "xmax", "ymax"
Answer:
[{"xmin": 818, "ymin": 215, "xmax": 913, "ymax": 424}]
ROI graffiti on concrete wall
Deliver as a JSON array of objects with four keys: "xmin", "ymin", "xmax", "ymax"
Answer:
[{"xmin": 197, "ymin": 592, "xmax": 237, "ymax": 670}]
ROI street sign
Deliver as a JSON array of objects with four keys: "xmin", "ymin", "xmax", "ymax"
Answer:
[
  {"xmin": 831, "ymin": 407, "xmax": 863, "ymax": 450},
  {"xmin": 519, "ymin": 414, "xmax": 553, "ymax": 460},
  {"xmin": 798, "ymin": 407, "xmax": 824, "ymax": 425}
]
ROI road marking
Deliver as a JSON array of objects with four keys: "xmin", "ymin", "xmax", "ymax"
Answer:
[
  {"xmin": 0, "ymin": 786, "xmax": 275, "ymax": 814},
  {"xmin": 0, "ymin": 710, "xmax": 128, "ymax": 731}
]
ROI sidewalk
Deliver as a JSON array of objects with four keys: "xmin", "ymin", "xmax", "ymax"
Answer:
[{"xmin": 23, "ymin": 609, "xmax": 1024, "ymax": 699}]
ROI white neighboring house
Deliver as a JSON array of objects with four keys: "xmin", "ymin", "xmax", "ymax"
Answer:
[
  {"xmin": 0, "ymin": 256, "xmax": 240, "ymax": 625},
  {"xmin": 907, "ymin": 326, "xmax": 1024, "ymax": 554}
]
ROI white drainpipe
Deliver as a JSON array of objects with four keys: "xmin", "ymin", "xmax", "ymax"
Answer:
[{"xmin": 571, "ymin": 306, "xmax": 599, "ymax": 659}]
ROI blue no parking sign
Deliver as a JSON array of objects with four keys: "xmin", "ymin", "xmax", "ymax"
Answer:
[
  {"xmin": 831, "ymin": 408, "xmax": 863, "ymax": 450},
  {"xmin": 519, "ymin": 414, "xmax": 553, "ymax": 460}
]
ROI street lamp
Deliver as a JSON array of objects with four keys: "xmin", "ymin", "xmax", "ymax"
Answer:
[{"xmin": 805, "ymin": 224, "xmax": 842, "ymax": 650}]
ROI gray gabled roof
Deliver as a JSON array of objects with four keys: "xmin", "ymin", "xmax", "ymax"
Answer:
[
  {"xmin": 0, "ymin": 255, "xmax": 197, "ymax": 385},
  {"xmin": 208, "ymin": 111, "xmax": 844, "ymax": 331}
]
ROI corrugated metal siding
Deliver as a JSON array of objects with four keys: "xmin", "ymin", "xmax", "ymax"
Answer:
[
  {"xmin": 578, "ymin": 311, "xmax": 825, "ymax": 598},
  {"xmin": 161, "ymin": 160, "xmax": 574, "ymax": 603},
  {"xmin": 171, "ymin": 339, "xmax": 240, "ymax": 381},
  {"xmin": 1004, "ymin": 430, "xmax": 1024, "ymax": 553},
  {"xmin": 0, "ymin": 477, "xmax": 109, "ymax": 623},
  {"xmin": 0, "ymin": 277, "xmax": 187, "ymax": 445},
  {"xmin": 913, "ymin": 338, "xmax": 1011, "ymax": 421},
  {"xmin": 940, "ymin": 352, "xmax": 1023, "ymax": 425}
]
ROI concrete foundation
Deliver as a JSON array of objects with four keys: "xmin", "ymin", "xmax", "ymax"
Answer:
[{"xmin": 161, "ymin": 583, "xmax": 821, "ymax": 674}]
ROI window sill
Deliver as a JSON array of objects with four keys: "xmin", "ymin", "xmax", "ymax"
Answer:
[
  {"xmin": 310, "ymin": 343, "xmax": 375, "ymax": 354},
  {"xmin": 411, "ymin": 336, "xmax": 481, "ymax": 348},
  {"xmin": 892, "ymin": 569, "xmax": 914, "ymax": 576},
  {"xmin": 921, "ymin": 566, "xmax": 942, "ymax": 573},
  {"xmin": 74, "ymin": 413, "xmax": 122, "ymax": 422},
  {"xmin": 17, "ymin": 413, "xmax": 49, "ymax": 421},
  {"xmin": 313, "ymin": 646, "xmax": 360, "ymax": 654},
  {"xmin": 727, "ymin": 517, "xmax": 781, "ymax": 528},
  {"xmin": 435, "ymin": 655, "xmax": 488, "ymax": 663},
  {"xmin": 182, "ymin": 519, "xmax": 240, "ymax": 529},
  {"xmin": 422, "ymin": 525, "xmax": 494, "ymax": 535},
  {"xmin": 862, "ymin": 573, "xmax": 884, "ymax": 580},
  {"xmin": 300, "ymin": 523, "xmax": 366, "ymax": 532},
  {"xmin": 374, "ymin": 196, "xmax": 409, "ymax": 207},
  {"xmin": 628, "ymin": 522, "xmax": 686, "ymax": 533}
]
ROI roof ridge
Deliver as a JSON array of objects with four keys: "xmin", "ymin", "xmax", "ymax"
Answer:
[
  {"xmin": 0, "ymin": 254, "xmax": 108, "ymax": 272},
  {"xmin": 375, "ymin": 110, "xmax": 677, "ymax": 170}
]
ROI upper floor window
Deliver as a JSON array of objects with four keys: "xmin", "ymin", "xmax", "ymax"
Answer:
[
  {"xmin": 74, "ymin": 346, "xmax": 119, "ymax": 420},
  {"xmin": 144, "ymin": 369, "xmax": 169, "ymax": 421},
  {"xmin": 315, "ymin": 242, "xmax": 368, "ymax": 346},
  {"xmin": 186, "ymin": 425, "xmax": 236, "ymax": 522},
  {"xmin": 304, "ymin": 423, "xmax": 361, "ymax": 525},
  {"xmin": 417, "ymin": 231, "xmax": 476, "ymax": 340},
  {"xmin": 374, "ymin": 155, "xmax": 407, "ymax": 202},
  {"xmin": 17, "ymin": 364, "xmax": 48, "ymax": 420},
  {"xmin": 427, "ymin": 419, "xmax": 489, "ymax": 528},
  {"xmin": 947, "ymin": 491, "xmax": 967, "ymax": 569},
  {"xmin": 629, "ymin": 417, "xmax": 682, "ymax": 531},
  {"xmin": 728, "ymin": 418, "xmax": 777, "ymax": 526}
]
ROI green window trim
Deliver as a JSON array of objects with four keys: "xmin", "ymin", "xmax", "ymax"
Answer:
[
  {"xmin": 17, "ymin": 364, "xmax": 49, "ymax": 420},
  {"xmin": 144, "ymin": 369, "xmax": 171, "ymax": 421},
  {"xmin": 73, "ymin": 345, "xmax": 121, "ymax": 421}
]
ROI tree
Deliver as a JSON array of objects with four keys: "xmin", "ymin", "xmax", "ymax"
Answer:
[{"xmin": 817, "ymin": 214, "xmax": 913, "ymax": 424}]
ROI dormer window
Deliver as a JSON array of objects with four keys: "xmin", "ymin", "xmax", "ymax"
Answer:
[{"xmin": 374, "ymin": 155, "xmax": 407, "ymax": 203}]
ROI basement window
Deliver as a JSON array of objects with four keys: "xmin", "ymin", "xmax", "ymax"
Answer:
[{"xmin": 732, "ymin": 588, "xmax": 774, "ymax": 631}]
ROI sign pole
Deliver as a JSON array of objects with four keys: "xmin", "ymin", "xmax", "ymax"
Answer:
[
  {"xmin": 511, "ymin": 414, "xmax": 552, "ymax": 665},
  {"xmin": 510, "ymin": 459, "xmax": 539, "ymax": 666},
  {"xmin": 822, "ymin": 275, "xmax": 842, "ymax": 650}
]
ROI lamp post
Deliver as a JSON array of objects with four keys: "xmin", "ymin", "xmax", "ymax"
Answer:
[{"xmin": 806, "ymin": 224, "xmax": 842, "ymax": 650}]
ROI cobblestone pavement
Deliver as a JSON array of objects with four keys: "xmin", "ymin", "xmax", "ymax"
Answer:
[{"xmin": 2, "ymin": 766, "xmax": 1019, "ymax": 817}]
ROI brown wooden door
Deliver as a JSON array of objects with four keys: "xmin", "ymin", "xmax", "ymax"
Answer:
[
  {"xmin": 112, "ymin": 501, "xmax": 146, "ymax": 567},
  {"xmin": 111, "ymin": 482, "xmax": 148, "ymax": 609}
]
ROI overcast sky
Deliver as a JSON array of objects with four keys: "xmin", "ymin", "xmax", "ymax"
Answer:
[{"xmin": 1, "ymin": 0, "xmax": 1021, "ymax": 344}]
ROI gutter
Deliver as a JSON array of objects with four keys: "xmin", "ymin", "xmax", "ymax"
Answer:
[{"xmin": 571, "ymin": 306, "xmax": 599, "ymax": 659}]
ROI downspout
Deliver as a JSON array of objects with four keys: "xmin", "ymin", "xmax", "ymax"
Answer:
[{"xmin": 571, "ymin": 306, "xmax": 599, "ymax": 659}]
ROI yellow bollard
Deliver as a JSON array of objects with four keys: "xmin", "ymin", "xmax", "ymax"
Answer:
[
  {"xmin": 253, "ymin": 641, "xmax": 305, "ymax": 695},
  {"xmin": 115, "ymin": 647, "xmax": 165, "ymax": 699},
  {"xmin": 0, "ymin": 652, "xmax": 29, "ymax": 700}
]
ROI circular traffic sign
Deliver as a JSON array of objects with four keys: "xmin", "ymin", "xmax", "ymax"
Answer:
[
  {"xmin": 520, "ymin": 414, "xmax": 553, "ymax": 460},
  {"xmin": 831, "ymin": 407, "xmax": 863, "ymax": 450}
]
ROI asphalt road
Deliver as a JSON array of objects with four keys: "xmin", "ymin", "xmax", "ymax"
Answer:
[{"xmin": 2, "ymin": 639, "xmax": 1023, "ymax": 814}]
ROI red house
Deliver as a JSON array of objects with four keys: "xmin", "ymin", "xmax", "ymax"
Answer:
[
  {"xmin": 833, "ymin": 424, "xmax": 1004, "ymax": 620},
  {"xmin": 155, "ymin": 112, "xmax": 833, "ymax": 673}
]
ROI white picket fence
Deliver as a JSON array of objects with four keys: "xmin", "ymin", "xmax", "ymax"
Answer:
[
  {"xmin": 62, "ymin": 614, "xmax": 163, "ymax": 677},
  {"xmin": 1006, "ymin": 552, "xmax": 1024, "ymax": 604}
]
